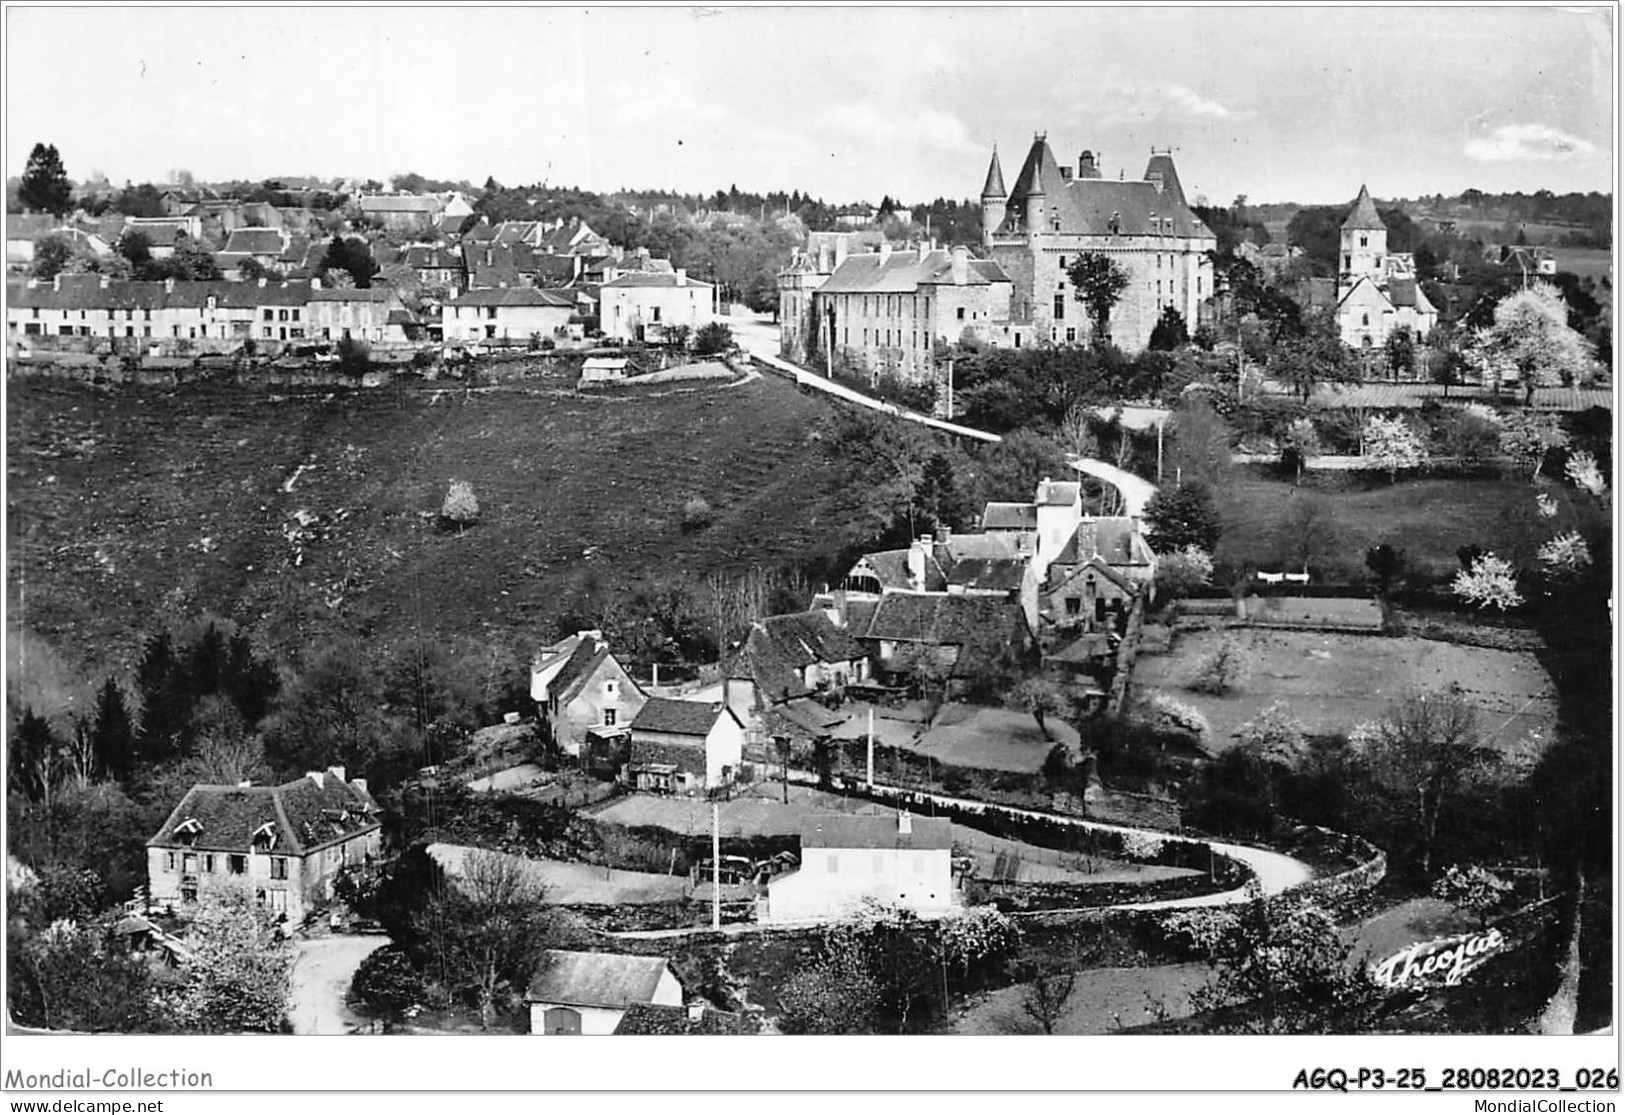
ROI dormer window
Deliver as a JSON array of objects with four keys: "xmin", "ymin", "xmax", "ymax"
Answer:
[
  {"xmin": 250, "ymin": 822, "xmax": 277, "ymax": 852},
  {"xmin": 174, "ymin": 818, "xmax": 202, "ymax": 845}
]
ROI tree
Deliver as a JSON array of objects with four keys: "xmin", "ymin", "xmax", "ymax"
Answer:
[
  {"xmin": 1143, "ymin": 481, "xmax": 1220, "ymax": 553},
  {"xmin": 1148, "ymin": 305, "xmax": 1189, "ymax": 351},
  {"xmin": 164, "ymin": 889, "xmax": 292, "ymax": 1033},
  {"xmin": 1442, "ymin": 403, "xmax": 1503, "ymax": 468},
  {"xmin": 1432, "ymin": 864, "xmax": 1513, "ymax": 928},
  {"xmin": 116, "ymin": 228, "xmax": 153, "ymax": 272},
  {"xmin": 30, "ymin": 235, "xmax": 73, "ymax": 281},
  {"xmin": 260, "ymin": 642, "xmax": 391, "ymax": 779},
  {"xmin": 777, "ymin": 935, "xmax": 881, "ymax": 1034},
  {"xmin": 1279, "ymin": 417, "xmax": 1320, "ymax": 484},
  {"xmin": 1274, "ymin": 492, "xmax": 1339, "ymax": 573},
  {"xmin": 20, "ymin": 142, "xmax": 73, "ymax": 215},
  {"xmin": 692, "ymin": 321, "xmax": 733, "ymax": 356},
  {"xmin": 440, "ymin": 480, "xmax": 479, "ymax": 532},
  {"xmin": 420, "ymin": 850, "xmax": 564, "ymax": 1029},
  {"xmin": 238, "ymin": 256, "xmax": 270, "ymax": 282},
  {"xmin": 1067, "ymin": 251, "xmax": 1130, "ymax": 345},
  {"xmin": 1154, "ymin": 545, "xmax": 1214, "ymax": 601},
  {"xmin": 1361, "ymin": 414, "xmax": 1426, "ymax": 482},
  {"xmin": 1452, "ymin": 552, "xmax": 1523, "ymax": 611},
  {"xmin": 1349, "ymin": 686, "xmax": 1494, "ymax": 876},
  {"xmin": 349, "ymin": 944, "xmax": 428, "ymax": 1019},
  {"xmin": 11, "ymin": 920, "xmax": 157, "ymax": 1033},
  {"xmin": 1188, "ymin": 635, "xmax": 1250, "ymax": 696},
  {"xmin": 90, "ymin": 677, "xmax": 137, "ymax": 783},
  {"xmin": 1364, "ymin": 544, "xmax": 1405, "ymax": 594},
  {"xmin": 1499, "ymin": 411, "xmax": 1569, "ymax": 481},
  {"xmin": 1005, "ymin": 963, "xmax": 1077, "ymax": 1034},
  {"xmin": 9, "ymin": 707, "xmax": 63, "ymax": 804},
  {"xmin": 1272, "ymin": 324, "xmax": 1354, "ymax": 402},
  {"xmin": 1466, "ymin": 284, "xmax": 1597, "ymax": 405},
  {"xmin": 1166, "ymin": 394, "xmax": 1232, "ymax": 489},
  {"xmin": 319, "ymin": 237, "xmax": 378, "ymax": 288},
  {"xmin": 1009, "ymin": 677, "xmax": 1067, "ymax": 740},
  {"xmin": 167, "ymin": 238, "xmax": 221, "ymax": 281},
  {"xmin": 1383, "ymin": 328, "xmax": 1417, "ymax": 381}
]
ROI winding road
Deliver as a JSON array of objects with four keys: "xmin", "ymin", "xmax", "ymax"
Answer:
[{"xmin": 287, "ymin": 934, "xmax": 389, "ymax": 1035}]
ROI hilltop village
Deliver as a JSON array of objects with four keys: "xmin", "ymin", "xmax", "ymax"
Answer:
[{"xmin": 5, "ymin": 133, "xmax": 1613, "ymax": 1039}]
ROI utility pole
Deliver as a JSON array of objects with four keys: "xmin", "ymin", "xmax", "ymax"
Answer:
[
  {"xmin": 866, "ymin": 707, "xmax": 875, "ymax": 788},
  {"xmin": 711, "ymin": 801, "xmax": 721, "ymax": 931}
]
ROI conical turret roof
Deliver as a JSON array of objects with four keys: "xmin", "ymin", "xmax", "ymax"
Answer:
[
  {"xmin": 981, "ymin": 148, "xmax": 1006, "ymax": 199},
  {"xmin": 1341, "ymin": 184, "xmax": 1385, "ymax": 231}
]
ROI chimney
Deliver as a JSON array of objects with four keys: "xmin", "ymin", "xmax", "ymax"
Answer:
[
  {"xmin": 100, "ymin": 275, "xmax": 111, "ymax": 289},
  {"xmin": 1079, "ymin": 151, "xmax": 1100, "ymax": 179},
  {"xmin": 306, "ymin": 771, "xmax": 326, "ymax": 789},
  {"xmin": 951, "ymin": 245, "xmax": 969, "ymax": 286},
  {"xmin": 164, "ymin": 277, "xmax": 175, "ymax": 293},
  {"xmin": 832, "ymin": 587, "xmax": 849, "ymax": 628},
  {"xmin": 258, "ymin": 276, "xmax": 268, "ymax": 287},
  {"xmin": 52, "ymin": 274, "xmax": 62, "ymax": 291},
  {"xmin": 833, "ymin": 236, "xmax": 849, "ymax": 270},
  {"xmin": 906, "ymin": 537, "xmax": 928, "ymax": 591},
  {"xmin": 935, "ymin": 524, "xmax": 951, "ymax": 545},
  {"xmin": 350, "ymin": 777, "xmax": 369, "ymax": 797},
  {"xmin": 1059, "ymin": 165, "xmax": 1073, "ymax": 182},
  {"xmin": 311, "ymin": 276, "xmax": 322, "ymax": 290},
  {"xmin": 676, "ymin": 268, "xmax": 686, "ymax": 284},
  {"xmin": 328, "ymin": 765, "xmax": 346, "ymax": 784},
  {"xmin": 898, "ymin": 811, "xmax": 913, "ymax": 836}
]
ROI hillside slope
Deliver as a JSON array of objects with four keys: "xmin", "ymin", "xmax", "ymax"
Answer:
[{"xmin": 7, "ymin": 370, "xmax": 856, "ymax": 677}]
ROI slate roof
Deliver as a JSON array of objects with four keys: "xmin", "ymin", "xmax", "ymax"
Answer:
[
  {"xmin": 224, "ymin": 228, "xmax": 286, "ymax": 255},
  {"xmin": 6, "ymin": 214, "xmax": 61, "ymax": 241},
  {"xmin": 863, "ymin": 591, "xmax": 1031, "ymax": 677},
  {"xmin": 524, "ymin": 950, "xmax": 675, "ymax": 1010},
  {"xmin": 532, "ymin": 254, "xmax": 578, "ymax": 285},
  {"xmin": 800, "ymin": 813, "xmax": 953, "ymax": 851},
  {"xmin": 147, "ymin": 771, "xmax": 380, "ymax": 855},
  {"xmin": 612, "ymin": 1002, "xmax": 747, "ymax": 1035},
  {"xmin": 6, "ymin": 278, "xmax": 311, "ymax": 311},
  {"xmin": 817, "ymin": 248, "xmax": 1008, "ymax": 295},
  {"xmin": 998, "ymin": 138, "xmax": 1213, "ymax": 240},
  {"xmin": 446, "ymin": 287, "xmax": 574, "ymax": 308},
  {"xmin": 600, "ymin": 272, "xmax": 713, "ymax": 289},
  {"xmin": 133, "ymin": 225, "xmax": 185, "ymax": 247},
  {"xmin": 279, "ymin": 236, "xmax": 311, "ymax": 264},
  {"xmin": 494, "ymin": 221, "xmax": 539, "ymax": 245},
  {"xmin": 1052, "ymin": 518, "xmax": 1151, "ymax": 568},
  {"xmin": 981, "ymin": 149, "xmax": 1006, "ymax": 198},
  {"xmin": 728, "ymin": 611, "xmax": 864, "ymax": 702},
  {"xmin": 1047, "ymin": 554, "xmax": 1138, "ymax": 599},
  {"xmin": 1035, "ymin": 479, "xmax": 1080, "ymax": 506},
  {"xmin": 404, "ymin": 245, "xmax": 462, "ymax": 270},
  {"xmin": 309, "ymin": 286, "xmax": 396, "ymax": 303},
  {"xmin": 981, "ymin": 502, "xmax": 1038, "ymax": 530},
  {"xmin": 1342, "ymin": 184, "xmax": 1385, "ymax": 231},
  {"xmin": 631, "ymin": 697, "xmax": 727, "ymax": 737},
  {"xmin": 550, "ymin": 636, "xmax": 612, "ymax": 705},
  {"xmin": 853, "ymin": 548, "xmax": 947, "ymax": 592},
  {"xmin": 942, "ymin": 556, "xmax": 1028, "ymax": 592}
]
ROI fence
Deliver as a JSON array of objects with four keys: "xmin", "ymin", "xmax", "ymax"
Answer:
[{"xmin": 747, "ymin": 352, "xmax": 1001, "ymax": 443}]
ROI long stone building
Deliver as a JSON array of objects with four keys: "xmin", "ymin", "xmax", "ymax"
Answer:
[{"xmin": 980, "ymin": 135, "xmax": 1216, "ymax": 351}]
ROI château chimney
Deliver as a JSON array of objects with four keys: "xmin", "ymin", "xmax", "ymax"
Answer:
[{"xmin": 1079, "ymin": 150, "xmax": 1101, "ymax": 179}]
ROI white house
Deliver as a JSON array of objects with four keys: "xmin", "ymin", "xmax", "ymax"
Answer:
[
  {"xmin": 763, "ymin": 812, "xmax": 957, "ymax": 924},
  {"xmin": 525, "ymin": 950, "xmax": 683, "ymax": 1035},
  {"xmin": 599, "ymin": 270, "xmax": 715, "ymax": 342},
  {"xmin": 443, "ymin": 287, "xmax": 575, "ymax": 343},
  {"xmin": 627, "ymin": 697, "xmax": 745, "ymax": 792}
]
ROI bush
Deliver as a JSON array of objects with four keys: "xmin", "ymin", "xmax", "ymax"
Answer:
[
  {"xmin": 1187, "ymin": 635, "xmax": 1250, "ymax": 696},
  {"xmin": 692, "ymin": 322, "xmax": 733, "ymax": 357},
  {"xmin": 336, "ymin": 335, "xmax": 371, "ymax": 377},
  {"xmin": 350, "ymin": 945, "xmax": 430, "ymax": 1017}
]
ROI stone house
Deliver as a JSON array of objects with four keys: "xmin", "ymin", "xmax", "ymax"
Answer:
[
  {"xmin": 627, "ymin": 698, "xmax": 746, "ymax": 793},
  {"xmin": 599, "ymin": 271, "xmax": 716, "ymax": 342},
  {"xmin": 443, "ymin": 287, "xmax": 575, "ymax": 343},
  {"xmin": 145, "ymin": 767, "xmax": 381, "ymax": 924},
  {"xmin": 531, "ymin": 631, "xmax": 646, "ymax": 760}
]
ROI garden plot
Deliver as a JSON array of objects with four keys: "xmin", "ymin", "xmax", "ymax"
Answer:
[
  {"xmin": 427, "ymin": 843, "xmax": 689, "ymax": 905},
  {"xmin": 953, "ymin": 963, "xmax": 1211, "ymax": 1035},
  {"xmin": 1133, "ymin": 628, "xmax": 1558, "ymax": 754}
]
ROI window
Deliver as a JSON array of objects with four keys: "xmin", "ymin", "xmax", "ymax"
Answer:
[
  {"xmin": 652, "ymin": 306, "xmax": 661, "ymax": 323},
  {"xmin": 126, "ymin": 309, "xmax": 134, "ymax": 320},
  {"xmin": 164, "ymin": 852, "xmax": 176, "ymax": 872},
  {"xmin": 204, "ymin": 854, "xmax": 216, "ymax": 874},
  {"xmin": 263, "ymin": 327, "xmax": 273, "ymax": 338},
  {"xmin": 604, "ymin": 708, "xmax": 617, "ymax": 726},
  {"xmin": 956, "ymin": 306, "xmax": 965, "ymax": 321},
  {"xmin": 543, "ymin": 1007, "xmax": 582, "ymax": 1035},
  {"xmin": 227, "ymin": 854, "xmax": 247, "ymax": 875},
  {"xmin": 1067, "ymin": 597, "xmax": 1082, "ymax": 615},
  {"xmin": 264, "ymin": 309, "xmax": 274, "ymax": 321},
  {"xmin": 486, "ymin": 307, "xmax": 497, "ymax": 320},
  {"xmin": 606, "ymin": 679, "xmax": 617, "ymax": 695},
  {"xmin": 292, "ymin": 309, "xmax": 300, "ymax": 321},
  {"xmin": 278, "ymin": 309, "xmax": 289, "ymax": 322},
  {"xmin": 59, "ymin": 325, "xmax": 72, "ymax": 336},
  {"xmin": 1361, "ymin": 313, "xmax": 1370, "ymax": 326},
  {"xmin": 270, "ymin": 857, "xmax": 288, "ymax": 880},
  {"xmin": 183, "ymin": 853, "xmax": 197, "ymax": 875},
  {"xmin": 181, "ymin": 884, "xmax": 198, "ymax": 903},
  {"xmin": 31, "ymin": 307, "xmax": 39, "ymax": 319},
  {"xmin": 1359, "ymin": 235, "xmax": 1368, "ymax": 247},
  {"xmin": 1343, "ymin": 254, "xmax": 1352, "ymax": 270},
  {"xmin": 1065, "ymin": 327, "xmax": 1076, "ymax": 343},
  {"xmin": 1053, "ymin": 294, "xmax": 1065, "ymax": 319},
  {"xmin": 1059, "ymin": 256, "xmax": 1067, "ymax": 268}
]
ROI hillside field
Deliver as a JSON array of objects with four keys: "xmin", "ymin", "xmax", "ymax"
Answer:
[{"xmin": 7, "ymin": 369, "xmax": 859, "ymax": 681}]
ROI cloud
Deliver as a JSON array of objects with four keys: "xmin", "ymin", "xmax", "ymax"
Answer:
[
  {"xmin": 1464, "ymin": 123, "xmax": 1598, "ymax": 162},
  {"xmin": 813, "ymin": 103, "xmax": 978, "ymax": 153},
  {"xmin": 1097, "ymin": 83, "xmax": 1245, "ymax": 125}
]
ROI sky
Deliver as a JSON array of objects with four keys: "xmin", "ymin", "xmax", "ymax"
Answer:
[{"xmin": 4, "ymin": 5, "xmax": 1615, "ymax": 206}]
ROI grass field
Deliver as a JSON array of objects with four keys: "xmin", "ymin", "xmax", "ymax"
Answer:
[
  {"xmin": 1133, "ymin": 628, "xmax": 1559, "ymax": 753},
  {"xmin": 1547, "ymin": 247, "xmax": 1613, "ymax": 283},
  {"xmin": 953, "ymin": 963, "xmax": 1211, "ymax": 1034},
  {"xmin": 1213, "ymin": 471, "xmax": 1561, "ymax": 583},
  {"xmin": 427, "ymin": 842, "xmax": 692, "ymax": 905},
  {"xmin": 7, "ymin": 371, "xmax": 855, "ymax": 679},
  {"xmin": 908, "ymin": 705, "xmax": 1078, "ymax": 773}
]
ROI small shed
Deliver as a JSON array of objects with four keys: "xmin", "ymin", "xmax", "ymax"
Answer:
[
  {"xmin": 579, "ymin": 356, "xmax": 629, "ymax": 384},
  {"xmin": 525, "ymin": 950, "xmax": 683, "ymax": 1035}
]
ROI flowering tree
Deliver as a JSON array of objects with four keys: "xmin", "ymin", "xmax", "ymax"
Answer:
[
  {"xmin": 1432, "ymin": 864, "xmax": 1514, "ymax": 928},
  {"xmin": 1362, "ymin": 414, "xmax": 1426, "ymax": 482},
  {"xmin": 440, "ymin": 479, "xmax": 480, "ymax": 532},
  {"xmin": 1498, "ymin": 412, "xmax": 1569, "ymax": 481},
  {"xmin": 1564, "ymin": 449, "xmax": 1607, "ymax": 500},
  {"xmin": 1154, "ymin": 545, "xmax": 1214, "ymax": 601},
  {"xmin": 1237, "ymin": 700, "xmax": 1308, "ymax": 769},
  {"xmin": 162, "ymin": 888, "xmax": 293, "ymax": 1033},
  {"xmin": 1537, "ymin": 530, "xmax": 1592, "ymax": 580},
  {"xmin": 1452, "ymin": 552, "xmax": 1523, "ymax": 610},
  {"xmin": 1188, "ymin": 634, "xmax": 1251, "ymax": 696},
  {"xmin": 1466, "ymin": 283, "xmax": 1597, "ymax": 405}
]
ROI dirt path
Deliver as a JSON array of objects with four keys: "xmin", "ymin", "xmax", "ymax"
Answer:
[{"xmin": 287, "ymin": 935, "xmax": 389, "ymax": 1035}]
